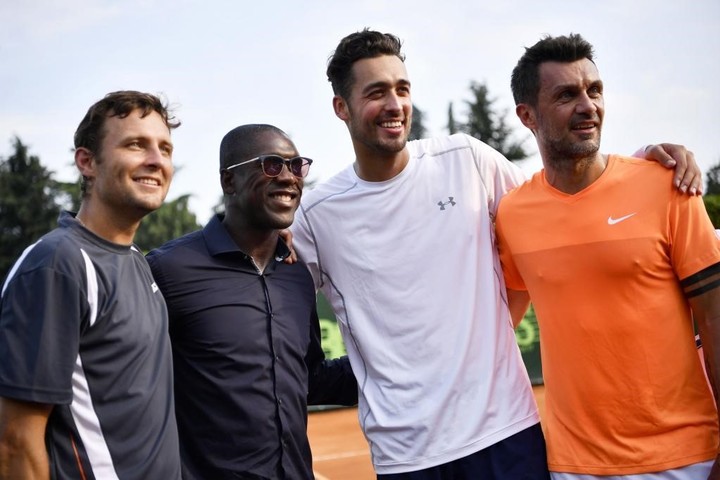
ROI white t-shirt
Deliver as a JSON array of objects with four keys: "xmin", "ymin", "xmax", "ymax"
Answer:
[{"xmin": 291, "ymin": 133, "xmax": 539, "ymax": 474}]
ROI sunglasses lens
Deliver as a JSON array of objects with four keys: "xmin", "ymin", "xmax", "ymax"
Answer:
[
  {"xmin": 290, "ymin": 158, "xmax": 308, "ymax": 177},
  {"xmin": 262, "ymin": 156, "xmax": 285, "ymax": 176}
]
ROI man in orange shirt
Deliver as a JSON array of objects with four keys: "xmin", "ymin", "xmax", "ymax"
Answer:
[{"xmin": 497, "ymin": 33, "xmax": 720, "ymax": 479}]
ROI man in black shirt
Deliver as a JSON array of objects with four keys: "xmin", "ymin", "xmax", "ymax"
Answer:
[
  {"xmin": 147, "ymin": 124, "xmax": 357, "ymax": 479},
  {"xmin": 0, "ymin": 91, "xmax": 181, "ymax": 479}
]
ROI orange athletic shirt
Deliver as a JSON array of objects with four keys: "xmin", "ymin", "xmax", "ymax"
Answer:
[{"xmin": 496, "ymin": 155, "xmax": 719, "ymax": 475}]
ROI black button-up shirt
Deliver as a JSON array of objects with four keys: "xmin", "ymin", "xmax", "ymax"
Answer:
[{"xmin": 147, "ymin": 215, "xmax": 357, "ymax": 479}]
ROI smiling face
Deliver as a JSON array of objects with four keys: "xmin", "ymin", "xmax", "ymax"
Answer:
[
  {"xmin": 519, "ymin": 58, "xmax": 604, "ymax": 165},
  {"xmin": 222, "ymin": 130, "xmax": 303, "ymax": 232},
  {"xmin": 334, "ymin": 55, "xmax": 412, "ymax": 163},
  {"xmin": 78, "ymin": 109, "xmax": 174, "ymax": 222}
]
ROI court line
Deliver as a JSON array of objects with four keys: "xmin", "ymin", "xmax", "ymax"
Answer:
[{"xmin": 313, "ymin": 449, "xmax": 370, "ymax": 462}]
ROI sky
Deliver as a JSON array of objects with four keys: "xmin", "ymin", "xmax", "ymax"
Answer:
[{"xmin": 1, "ymin": 0, "xmax": 718, "ymax": 223}]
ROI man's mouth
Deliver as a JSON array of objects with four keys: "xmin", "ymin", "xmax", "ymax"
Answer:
[
  {"xmin": 380, "ymin": 120, "xmax": 403, "ymax": 128},
  {"xmin": 135, "ymin": 177, "xmax": 160, "ymax": 186},
  {"xmin": 571, "ymin": 117, "xmax": 599, "ymax": 131},
  {"xmin": 269, "ymin": 191, "xmax": 298, "ymax": 202}
]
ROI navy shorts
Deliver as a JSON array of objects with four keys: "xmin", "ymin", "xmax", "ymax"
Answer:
[{"xmin": 377, "ymin": 423, "xmax": 550, "ymax": 480}]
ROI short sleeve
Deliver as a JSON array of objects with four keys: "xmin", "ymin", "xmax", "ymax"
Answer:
[
  {"xmin": 465, "ymin": 135, "xmax": 527, "ymax": 216},
  {"xmin": 668, "ymin": 193, "xmax": 720, "ymax": 280},
  {"xmin": 0, "ymin": 265, "xmax": 85, "ymax": 404}
]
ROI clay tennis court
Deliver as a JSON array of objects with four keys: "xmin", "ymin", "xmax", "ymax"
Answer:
[{"xmin": 308, "ymin": 385, "xmax": 546, "ymax": 479}]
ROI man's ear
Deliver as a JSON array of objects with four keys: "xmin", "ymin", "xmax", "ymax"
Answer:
[
  {"xmin": 220, "ymin": 169, "xmax": 235, "ymax": 195},
  {"xmin": 333, "ymin": 95, "xmax": 349, "ymax": 122},
  {"xmin": 515, "ymin": 103, "xmax": 536, "ymax": 131},
  {"xmin": 75, "ymin": 148, "xmax": 95, "ymax": 178}
]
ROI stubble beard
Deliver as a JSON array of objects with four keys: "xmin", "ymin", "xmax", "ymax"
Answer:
[
  {"xmin": 350, "ymin": 111, "xmax": 412, "ymax": 159},
  {"xmin": 544, "ymin": 132, "xmax": 601, "ymax": 173}
]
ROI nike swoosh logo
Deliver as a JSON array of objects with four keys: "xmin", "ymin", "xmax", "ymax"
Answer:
[{"xmin": 607, "ymin": 213, "xmax": 636, "ymax": 225}]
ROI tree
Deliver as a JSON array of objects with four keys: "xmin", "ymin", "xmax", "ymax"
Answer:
[
  {"xmin": 0, "ymin": 137, "xmax": 63, "ymax": 278},
  {"xmin": 55, "ymin": 173, "xmax": 202, "ymax": 252},
  {"xmin": 705, "ymin": 159, "xmax": 720, "ymax": 195},
  {"xmin": 409, "ymin": 103, "xmax": 428, "ymax": 140},
  {"xmin": 703, "ymin": 195, "xmax": 720, "ymax": 228},
  {"xmin": 454, "ymin": 81, "xmax": 530, "ymax": 161},
  {"xmin": 56, "ymin": 178, "xmax": 82, "ymax": 212},
  {"xmin": 134, "ymin": 194, "xmax": 202, "ymax": 252},
  {"xmin": 447, "ymin": 102, "xmax": 458, "ymax": 135}
]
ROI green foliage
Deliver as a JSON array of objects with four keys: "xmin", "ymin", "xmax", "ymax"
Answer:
[
  {"xmin": 703, "ymin": 194, "xmax": 720, "ymax": 228},
  {"xmin": 705, "ymin": 160, "xmax": 720, "ymax": 195},
  {"xmin": 409, "ymin": 103, "xmax": 428, "ymax": 140},
  {"xmin": 134, "ymin": 194, "xmax": 202, "ymax": 252},
  {"xmin": 0, "ymin": 137, "xmax": 62, "ymax": 278},
  {"xmin": 56, "ymin": 179, "xmax": 82, "ymax": 212},
  {"xmin": 452, "ymin": 81, "xmax": 530, "ymax": 161}
]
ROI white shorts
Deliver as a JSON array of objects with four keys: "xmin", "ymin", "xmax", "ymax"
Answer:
[{"xmin": 550, "ymin": 460, "xmax": 713, "ymax": 480}]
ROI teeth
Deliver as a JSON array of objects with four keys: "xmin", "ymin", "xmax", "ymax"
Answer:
[
  {"xmin": 381, "ymin": 121, "xmax": 402, "ymax": 128},
  {"xmin": 272, "ymin": 194, "xmax": 293, "ymax": 201},
  {"xmin": 137, "ymin": 178, "xmax": 159, "ymax": 186}
]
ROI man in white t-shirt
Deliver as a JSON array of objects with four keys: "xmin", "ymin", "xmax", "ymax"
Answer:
[{"xmin": 290, "ymin": 28, "xmax": 703, "ymax": 479}]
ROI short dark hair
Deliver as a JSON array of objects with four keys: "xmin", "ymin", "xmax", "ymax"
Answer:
[
  {"xmin": 74, "ymin": 90, "xmax": 180, "ymax": 153},
  {"xmin": 219, "ymin": 124, "xmax": 288, "ymax": 172},
  {"xmin": 511, "ymin": 33, "xmax": 595, "ymax": 106},
  {"xmin": 74, "ymin": 90, "xmax": 180, "ymax": 196},
  {"xmin": 326, "ymin": 28, "xmax": 405, "ymax": 99}
]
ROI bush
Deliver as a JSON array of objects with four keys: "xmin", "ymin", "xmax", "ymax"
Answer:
[{"xmin": 703, "ymin": 195, "xmax": 720, "ymax": 228}]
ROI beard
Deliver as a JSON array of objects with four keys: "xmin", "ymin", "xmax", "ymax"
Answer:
[
  {"xmin": 347, "ymin": 111, "xmax": 412, "ymax": 158},
  {"xmin": 547, "ymin": 135, "xmax": 600, "ymax": 163},
  {"xmin": 541, "ymin": 116, "xmax": 602, "ymax": 171}
]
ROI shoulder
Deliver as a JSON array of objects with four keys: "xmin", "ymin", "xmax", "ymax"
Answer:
[
  {"xmin": 609, "ymin": 154, "xmax": 674, "ymax": 188},
  {"xmin": 409, "ymin": 133, "xmax": 475, "ymax": 157},
  {"xmin": 409, "ymin": 133, "xmax": 503, "ymax": 158},
  {"xmin": 1, "ymin": 227, "xmax": 90, "ymax": 303},
  {"xmin": 146, "ymin": 229, "xmax": 204, "ymax": 269},
  {"xmin": 300, "ymin": 165, "xmax": 357, "ymax": 208},
  {"xmin": 11, "ymin": 227, "xmax": 86, "ymax": 277}
]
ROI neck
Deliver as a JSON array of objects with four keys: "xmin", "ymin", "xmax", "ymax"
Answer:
[
  {"xmin": 543, "ymin": 153, "xmax": 607, "ymax": 194},
  {"xmin": 222, "ymin": 215, "xmax": 279, "ymax": 272},
  {"xmin": 76, "ymin": 202, "xmax": 142, "ymax": 245},
  {"xmin": 353, "ymin": 144, "xmax": 410, "ymax": 182}
]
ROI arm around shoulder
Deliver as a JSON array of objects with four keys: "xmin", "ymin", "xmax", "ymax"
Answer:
[
  {"xmin": 0, "ymin": 397, "xmax": 52, "ymax": 480},
  {"xmin": 635, "ymin": 143, "xmax": 702, "ymax": 195},
  {"xmin": 307, "ymin": 355, "xmax": 358, "ymax": 407}
]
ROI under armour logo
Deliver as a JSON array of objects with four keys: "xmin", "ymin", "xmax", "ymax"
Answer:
[{"xmin": 437, "ymin": 197, "xmax": 456, "ymax": 210}]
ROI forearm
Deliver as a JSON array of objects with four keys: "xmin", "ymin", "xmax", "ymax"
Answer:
[
  {"xmin": 0, "ymin": 399, "xmax": 51, "ymax": 480},
  {"xmin": 0, "ymin": 431, "xmax": 50, "ymax": 480},
  {"xmin": 307, "ymin": 356, "xmax": 358, "ymax": 406},
  {"xmin": 696, "ymin": 313, "xmax": 720, "ymax": 417}
]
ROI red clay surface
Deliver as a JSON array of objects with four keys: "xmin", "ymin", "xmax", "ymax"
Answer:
[{"xmin": 309, "ymin": 385, "xmax": 546, "ymax": 479}]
